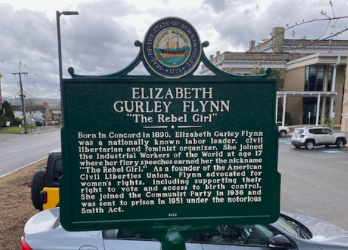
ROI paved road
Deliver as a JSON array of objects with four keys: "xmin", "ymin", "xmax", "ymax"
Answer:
[
  {"xmin": 0, "ymin": 127, "xmax": 61, "ymax": 177},
  {"xmin": 278, "ymin": 137, "xmax": 348, "ymax": 230}
]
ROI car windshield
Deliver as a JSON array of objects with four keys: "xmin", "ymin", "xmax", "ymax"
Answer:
[
  {"xmin": 294, "ymin": 129, "xmax": 304, "ymax": 134},
  {"xmin": 275, "ymin": 215, "xmax": 312, "ymax": 239}
]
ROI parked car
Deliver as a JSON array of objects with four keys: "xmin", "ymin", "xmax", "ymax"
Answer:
[
  {"xmin": 291, "ymin": 126, "xmax": 347, "ymax": 149},
  {"xmin": 21, "ymin": 208, "xmax": 348, "ymax": 250},
  {"xmin": 31, "ymin": 150, "xmax": 61, "ymax": 210},
  {"xmin": 278, "ymin": 124, "xmax": 290, "ymax": 138},
  {"xmin": 34, "ymin": 118, "xmax": 46, "ymax": 126}
]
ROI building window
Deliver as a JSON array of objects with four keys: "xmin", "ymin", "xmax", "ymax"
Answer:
[
  {"xmin": 327, "ymin": 67, "xmax": 333, "ymax": 91},
  {"xmin": 304, "ymin": 65, "xmax": 324, "ymax": 91}
]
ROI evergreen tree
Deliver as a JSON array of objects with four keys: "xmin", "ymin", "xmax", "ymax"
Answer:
[{"xmin": 2, "ymin": 101, "xmax": 15, "ymax": 120}]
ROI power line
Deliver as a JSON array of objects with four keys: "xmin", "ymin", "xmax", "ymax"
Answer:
[
  {"xmin": 0, "ymin": 59, "xmax": 20, "ymax": 66},
  {"xmin": 22, "ymin": 63, "xmax": 58, "ymax": 87},
  {"xmin": 1, "ymin": 59, "xmax": 59, "ymax": 97}
]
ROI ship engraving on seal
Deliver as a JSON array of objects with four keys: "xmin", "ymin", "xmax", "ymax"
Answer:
[
  {"xmin": 155, "ymin": 28, "xmax": 190, "ymax": 67},
  {"xmin": 143, "ymin": 17, "xmax": 202, "ymax": 78}
]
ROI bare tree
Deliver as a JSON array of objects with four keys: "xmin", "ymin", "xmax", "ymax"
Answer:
[{"xmin": 254, "ymin": 1, "xmax": 348, "ymax": 69}]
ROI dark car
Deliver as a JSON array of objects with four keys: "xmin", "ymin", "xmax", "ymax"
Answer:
[{"xmin": 34, "ymin": 118, "xmax": 46, "ymax": 126}]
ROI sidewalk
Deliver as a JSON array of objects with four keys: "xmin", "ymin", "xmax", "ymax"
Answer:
[
  {"xmin": 0, "ymin": 126, "xmax": 60, "ymax": 141},
  {"xmin": 22, "ymin": 125, "xmax": 60, "ymax": 134}
]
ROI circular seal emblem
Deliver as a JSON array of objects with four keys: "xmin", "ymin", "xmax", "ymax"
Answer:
[{"xmin": 143, "ymin": 17, "xmax": 202, "ymax": 78}]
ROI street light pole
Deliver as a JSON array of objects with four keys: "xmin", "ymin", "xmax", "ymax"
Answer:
[{"xmin": 56, "ymin": 10, "xmax": 79, "ymax": 125}]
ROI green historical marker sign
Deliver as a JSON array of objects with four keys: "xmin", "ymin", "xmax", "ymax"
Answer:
[{"xmin": 60, "ymin": 17, "xmax": 280, "ymax": 232}]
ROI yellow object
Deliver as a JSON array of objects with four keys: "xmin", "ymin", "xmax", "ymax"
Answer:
[{"xmin": 42, "ymin": 187, "xmax": 60, "ymax": 210}]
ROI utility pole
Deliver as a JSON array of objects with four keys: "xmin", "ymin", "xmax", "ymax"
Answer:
[{"xmin": 12, "ymin": 72, "xmax": 28, "ymax": 134}]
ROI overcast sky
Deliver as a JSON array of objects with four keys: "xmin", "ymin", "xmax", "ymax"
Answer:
[{"xmin": 0, "ymin": 0, "xmax": 347, "ymax": 99}]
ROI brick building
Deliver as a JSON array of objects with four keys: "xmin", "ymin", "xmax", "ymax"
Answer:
[{"xmin": 201, "ymin": 27, "xmax": 348, "ymax": 129}]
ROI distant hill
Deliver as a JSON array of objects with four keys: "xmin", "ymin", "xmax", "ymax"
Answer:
[{"xmin": 2, "ymin": 98, "xmax": 60, "ymax": 106}]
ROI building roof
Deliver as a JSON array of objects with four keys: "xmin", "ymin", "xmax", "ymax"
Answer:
[
  {"xmin": 247, "ymin": 27, "xmax": 348, "ymax": 54},
  {"xmin": 285, "ymin": 53, "xmax": 347, "ymax": 70},
  {"xmin": 11, "ymin": 105, "xmax": 22, "ymax": 112},
  {"xmin": 11, "ymin": 105, "xmax": 49, "ymax": 113},
  {"xmin": 200, "ymin": 26, "xmax": 348, "ymax": 75}
]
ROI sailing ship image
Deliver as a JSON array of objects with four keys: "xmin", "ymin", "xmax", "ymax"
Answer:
[
  {"xmin": 154, "ymin": 29, "xmax": 191, "ymax": 67},
  {"xmin": 159, "ymin": 36, "xmax": 187, "ymax": 57}
]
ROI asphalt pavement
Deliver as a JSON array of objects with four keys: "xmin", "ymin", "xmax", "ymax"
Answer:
[
  {"xmin": 0, "ymin": 126, "xmax": 61, "ymax": 178},
  {"xmin": 278, "ymin": 136, "xmax": 348, "ymax": 230}
]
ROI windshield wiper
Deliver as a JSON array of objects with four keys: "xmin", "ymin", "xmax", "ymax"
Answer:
[{"xmin": 289, "ymin": 221, "xmax": 310, "ymax": 239}]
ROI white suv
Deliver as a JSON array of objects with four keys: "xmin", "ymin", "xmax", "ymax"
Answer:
[
  {"xmin": 278, "ymin": 125, "xmax": 290, "ymax": 138},
  {"xmin": 291, "ymin": 127, "xmax": 347, "ymax": 150}
]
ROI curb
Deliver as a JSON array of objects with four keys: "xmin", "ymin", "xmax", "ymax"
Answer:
[{"xmin": 0, "ymin": 157, "xmax": 48, "ymax": 179}]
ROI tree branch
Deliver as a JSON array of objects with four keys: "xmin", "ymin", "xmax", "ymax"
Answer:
[{"xmin": 254, "ymin": 26, "xmax": 348, "ymax": 69}]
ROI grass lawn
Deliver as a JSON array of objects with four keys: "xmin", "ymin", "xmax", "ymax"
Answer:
[
  {"xmin": 0, "ymin": 125, "xmax": 39, "ymax": 134},
  {"xmin": 0, "ymin": 159, "xmax": 45, "ymax": 249}
]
